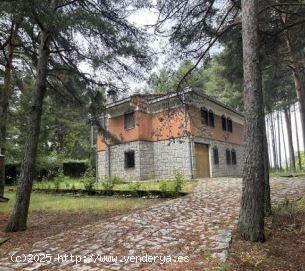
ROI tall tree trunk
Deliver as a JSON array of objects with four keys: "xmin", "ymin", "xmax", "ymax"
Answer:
[
  {"xmin": 5, "ymin": 30, "xmax": 51, "ymax": 232},
  {"xmin": 266, "ymin": 116, "xmax": 272, "ymax": 168},
  {"xmin": 238, "ymin": 0, "xmax": 265, "ymax": 242},
  {"xmin": 280, "ymin": 112, "xmax": 289, "ymax": 171},
  {"xmin": 264, "ymin": 121, "xmax": 271, "ymax": 216},
  {"xmin": 284, "ymin": 108, "xmax": 296, "ymax": 172},
  {"xmin": 277, "ymin": 111, "xmax": 282, "ymax": 170},
  {"xmin": 0, "ymin": 22, "xmax": 19, "ymax": 197},
  {"xmin": 284, "ymin": 23, "xmax": 305, "ymax": 152},
  {"xmin": 270, "ymin": 112, "xmax": 278, "ymax": 169},
  {"xmin": 293, "ymin": 103, "xmax": 302, "ymax": 170}
]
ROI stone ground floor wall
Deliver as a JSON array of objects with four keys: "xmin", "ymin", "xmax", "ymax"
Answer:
[
  {"xmin": 97, "ymin": 137, "xmax": 244, "ymax": 180},
  {"xmin": 192, "ymin": 137, "xmax": 244, "ymax": 177},
  {"xmin": 97, "ymin": 138, "xmax": 192, "ymax": 180}
]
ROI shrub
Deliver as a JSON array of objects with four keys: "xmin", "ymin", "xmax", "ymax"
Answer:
[
  {"xmin": 101, "ymin": 180, "xmax": 114, "ymax": 192},
  {"xmin": 71, "ymin": 184, "xmax": 76, "ymax": 192},
  {"xmin": 173, "ymin": 171, "xmax": 185, "ymax": 194},
  {"xmin": 64, "ymin": 182, "xmax": 71, "ymax": 190},
  {"xmin": 112, "ymin": 176, "xmax": 123, "ymax": 184},
  {"xmin": 52, "ymin": 170, "xmax": 66, "ymax": 191},
  {"xmin": 81, "ymin": 167, "xmax": 97, "ymax": 194},
  {"xmin": 5, "ymin": 163, "xmax": 20, "ymax": 185},
  {"xmin": 36, "ymin": 156, "xmax": 62, "ymax": 180},
  {"xmin": 159, "ymin": 180, "xmax": 168, "ymax": 193},
  {"xmin": 63, "ymin": 159, "xmax": 90, "ymax": 177},
  {"xmin": 127, "ymin": 182, "xmax": 141, "ymax": 191}
]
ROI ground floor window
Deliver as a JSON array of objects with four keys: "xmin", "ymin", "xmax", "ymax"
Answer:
[
  {"xmin": 226, "ymin": 149, "xmax": 231, "ymax": 165},
  {"xmin": 124, "ymin": 151, "xmax": 135, "ymax": 168},
  {"xmin": 231, "ymin": 149, "xmax": 237, "ymax": 165},
  {"xmin": 213, "ymin": 147, "xmax": 219, "ymax": 165}
]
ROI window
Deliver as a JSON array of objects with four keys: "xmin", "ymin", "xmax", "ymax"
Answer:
[
  {"xmin": 226, "ymin": 149, "xmax": 231, "ymax": 165},
  {"xmin": 227, "ymin": 118, "xmax": 233, "ymax": 133},
  {"xmin": 201, "ymin": 107, "xmax": 215, "ymax": 127},
  {"xmin": 222, "ymin": 115, "xmax": 227, "ymax": 131},
  {"xmin": 208, "ymin": 110, "xmax": 215, "ymax": 127},
  {"xmin": 124, "ymin": 112, "xmax": 135, "ymax": 130},
  {"xmin": 213, "ymin": 147, "xmax": 219, "ymax": 165},
  {"xmin": 124, "ymin": 151, "xmax": 135, "ymax": 168},
  {"xmin": 231, "ymin": 149, "xmax": 237, "ymax": 165},
  {"xmin": 201, "ymin": 107, "xmax": 208, "ymax": 125}
]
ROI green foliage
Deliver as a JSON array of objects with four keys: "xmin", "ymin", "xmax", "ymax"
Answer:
[
  {"xmin": 51, "ymin": 170, "xmax": 65, "ymax": 191},
  {"xmin": 81, "ymin": 167, "xmax": 97, "ymax": 193},
  {"xmin": 173, "ymin": 171, "xmax": 185, "ymax": 194},
  {"xmin": 101, "ymin": 180, "xmax": 115, "ymax": 192},
  {"xmin": 148, "ymin": 58, "xmax": 244, "ymax": 111},
  {"xmin": 158, "ymin": 172, "xmax": 185, "ymax": 196},
  {"xmin": 159, "ymin": 180, "xmax": 169, "ymax": 194},
  {"xmin": 127, "ymin": 182, "xmax": 141, "ymax": 191},
  {"xmin": 112, "ymin": 176, "xmax": 123, "ymax": 185}
]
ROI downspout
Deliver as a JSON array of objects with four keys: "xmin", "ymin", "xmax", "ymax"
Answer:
[
  {"xmin": 107, "ymin": 145, "xmax": 111, "ymax": 180},
  {"xmin": 188, "ymin": 136, "xmax": 194, "ymax": 179},
  {"xmin": 182, "ymin": 91, "xmax": 194, "ymax": 179},
  {"xmin": 104, "ymin": 114, "xmax": 111, "ymax": 180}
]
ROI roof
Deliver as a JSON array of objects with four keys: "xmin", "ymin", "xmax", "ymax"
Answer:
[{"xmin": 106, "ymin": 88, "xmax": 244, "ymax": 117}]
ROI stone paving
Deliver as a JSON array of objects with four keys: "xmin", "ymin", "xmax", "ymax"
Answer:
[{"xmin": 1, "ymin": 177, "xmax": 305, "ymax": 271}]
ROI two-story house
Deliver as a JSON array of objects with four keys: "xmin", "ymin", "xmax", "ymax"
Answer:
[{"xmin": 96, "ymin": 89, "xmax": 244, "ymax": 180}]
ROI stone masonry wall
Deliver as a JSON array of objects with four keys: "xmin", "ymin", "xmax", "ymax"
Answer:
[
  {"xmin": 139, "ymin": 141, "xmax": 155, "ymax": 179},
  {"xmin": 153, "ymin": 138, "xmax": 192, "ymax": 179},
  {"xmin": 97, "ymin": 137, "xmax": 244, "ymax": 180},
  {"xmin": 97, "ymin": 138, "xmax": 192, "ymax": 180},
  {"xmin": 192, "ymin": 137, "xmax": 244, "ymax": 177}
]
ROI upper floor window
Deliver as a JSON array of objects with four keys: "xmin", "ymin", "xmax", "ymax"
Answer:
[
  {"xmin": 222, "ymin": 115, "xmax": 227, "ymax": 131},
  {"xmin": 226, "ymin": 149, "xmax": 231, "ymax": 165},
  {"xmin": 227, "ymin": 118, "xmax": 233, "ymax": 133},
  {"xmin": 208, "ymin": 110, "xmax": 215, "ymax": 127},
  {"xmin": 213, "ymin": 147, "xmax": 219, "ymax": 165},
  {"xmin": 231, "ymin": 149, "xmax": 237, "ymax": 165},
  {"xmin": 201, "ymin": 107, "xmax": 214, "ymax": 127},
  {"xmin": 201, "ymin": 107, "xmax": 208, "ymax": 125},
  {"xmin": 124, "ymin": 111, "xmax": 135, "ymax": 130},
  {"xmin": 221, "ymin": 115, "xmax": 233, "ymax": 133}
]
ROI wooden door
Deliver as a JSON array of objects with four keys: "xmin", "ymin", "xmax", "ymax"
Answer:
[{"xmin": 195, "ymin": 143, "xmax": 210, "ymax": 178}]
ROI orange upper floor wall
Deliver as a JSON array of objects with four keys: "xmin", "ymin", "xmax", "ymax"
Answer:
[
  {"xmin": 97, "ymin": 104, "xmax": 244, "ymax": 151},
  {"xmin": 188, "ymin": 106, "xmax": 244, "ymax": 145}
]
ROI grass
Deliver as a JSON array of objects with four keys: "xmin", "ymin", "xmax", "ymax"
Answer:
[
  {"xmin": 31, "ymin": 176, "xmax": 197, "ymax": 194},
  {"xmin": 270, "ymin": 170, "xmax": 305, "ymax": 178},
  {"xmin": 1, "ymin": 190, "xmax": 163, "ymax": 213}
]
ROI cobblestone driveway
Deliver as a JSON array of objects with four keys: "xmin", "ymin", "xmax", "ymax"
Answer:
[{"xmin": 1, "ymin": 177, "xmax": 305, "ymax": 271}]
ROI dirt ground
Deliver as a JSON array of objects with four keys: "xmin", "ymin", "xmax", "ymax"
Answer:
[{"xmin": 228, "ymin": 209, "xmax": 305, "ymax": 270}]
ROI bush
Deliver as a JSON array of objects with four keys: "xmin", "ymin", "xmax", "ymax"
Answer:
[
  {"xmin": 101, "ymin": 179, "xmax": 114, "ymax": 192},
  {"xmin": 5, "ymin": 163, "xmax": 20, "ymax": 184},
  {"xmin": 159, "ymin": 180, "xmax": 168, "ymax": 193},
  {"xmin": 127, "ymin": 182, "xmax": 141, "ymax": 191},
  {"xmin": 63, "ymin": 160, "xmax": 89, "ymax": 177},
  {"xmin": 36, "ymin": 156, "xmax": 62, "ymax": 180},
  {"xmin": 53, "ymin": 170, "xmax": 65, "ymax": 191},
  {"xmin": 158, "ymin": 172, "xmax": 185, "ymax": 197},
  {"xmin": 81, "ymin": 167, "xmax": 97, "ymax": 194},
  {"xmin": 112, "ymin": 176, "xmax": 123, "ymax": 184},
  {"xmin": 173, "ymin": 171, "xmax": 185, "ymax": 194}
]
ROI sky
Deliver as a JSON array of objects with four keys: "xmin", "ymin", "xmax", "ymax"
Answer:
[{"xmin": 78, "ymin": 6, "xmax": 168, "ymax": 94}]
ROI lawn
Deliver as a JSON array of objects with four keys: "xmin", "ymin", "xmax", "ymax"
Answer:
[
  {"xmin": 0, "ymin": 189, "xmax": 164, "ymax": 255},
  {"xmin": 1, "ymin": 191, "xmax": 163, "ymax": 213}
]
